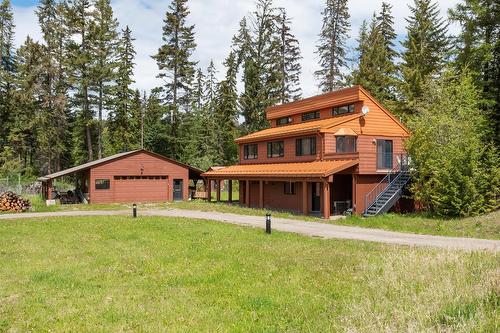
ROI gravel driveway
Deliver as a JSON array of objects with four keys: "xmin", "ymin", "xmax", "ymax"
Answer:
[{"xmin": 1, "ymin": 209, "xmax": 498, "ymax": 252}]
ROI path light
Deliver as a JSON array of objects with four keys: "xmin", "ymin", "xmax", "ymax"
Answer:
[
  {"xmin": 266, "ymin": 213, "xmax": 271, "ymax": 234},
  {"xmin": 132, "ymin": 203, "xmax": 137, "ymax": 218}
]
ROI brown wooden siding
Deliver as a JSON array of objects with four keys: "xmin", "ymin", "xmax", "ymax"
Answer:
[{"xmin": 89, "ymin": 151, "xmax": 189, "ymax": 204}]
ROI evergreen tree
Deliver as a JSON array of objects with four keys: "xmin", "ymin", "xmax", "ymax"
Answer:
[
  {"xmin": 108, "ymin": 25, "xmax": 136, "ymax": 154},
  {"xmin": 152, "ymin": 0, "xmax": 197, "ymax": 160},
  {"xmin": 449, "ymin": 0, "xmax": 500, "ymax": 143},
  {"xmin": 90, "ymin": 0, "xmax": 119, "ymax": 158},
  {"xmin": 276, "ymin": 8, "xmax": 302, "ymax": 103},
  {"xmin": 10, "ymin": 37, "xmax": 43, "ymax": 175},
  {"xmin": 216, "ymin": 51, "xmax": 239, "ymax": 165},
  {"xmin": 352, "ymin": 10, "xmax": 397, "ymax": 106},
  {"xmin": 400, "ymin": 0, "xmax": 449, "ymax": 113},
  {"xmin": 66, "ymin": 0, "xmax": 96, "ymax": 163},
  {"xmin": 36, "ymin": 0, "xmax": 70, "ymax": 173},
  {"xmin": 0, "ymin": 0, "xmax": 16, "ymax": 150},
  {"xmin": 315, "ymin": 0, "xmax": 350, "ymax": 92},
  {"xmin": 376, "ymin": 2, "xmax": 397, "ymax": 62},
  {"xmin": 406, "ymin": 71, "xmax": 499, "ymax": 216}
]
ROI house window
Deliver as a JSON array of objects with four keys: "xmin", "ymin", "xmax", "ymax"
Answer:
[
  {"xmin": 95, "ymin": 179, "xmax": 110, "ymax": 190},
  {"xmin": 336, "ymin": 136, "xmax": 357, "ymax": 153},
  {"xmin": 276, "ymin": 116, "xmax": 292, "ymax": 126},
  {"xmin": 284, "ymin": 182, "xmax": 296, "ymax": 195},
  {"xmin": 301, "ymin": 111, "xmax": 320, "ymax": 121},
  {"xmin": 377, "ymin": 139, "xmax": 393, "ymax": 169},
  {"xmin": 332, "ymin": 104, "xmax": 355, "ymax": 116},
  {"xmin": 267, "ymin": 141, "xmax": 284, "ymax": 158},
  {"xmin": 244, "ymin": 144, "xmax": 258, "ymax": 160},
  {"xmin": 296, "ymin": 137, "xmax": 316, "ymax": 156}
]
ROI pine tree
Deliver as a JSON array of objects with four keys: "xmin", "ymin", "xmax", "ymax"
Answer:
[
  {"xmin": 276, "ymin": 8, "xmax": 302, "ymax": 103},
  {"xmin": 376, "ymin": 2, "xmax": 397, "ymax": 62},
  {"xmin": 66, "ymin": 0, "xmax": 96, "ymax": 163},
  {"xmin": 152, "ymin": 0, "xmax": 197, "ymax": 160},
  {"xmin": 352, "ymin": 9, "xmax": 397, "ymax": 106},
  {"xmin": 216, "ymin": 51, "xmax": 239, "ymax": 164},
  {"xmin": 108, "ymin": 25, "xmax": 136, "ymax": 154},
  {"xmin": 10, "ymin": 37, "xmax": 43, "ymax": 175},
  {"xmin": 36, "ymin": 0, "xmax": 70, "ymax": 173},
  {"xmin": 315, "ymin": 0, "xmax": 351, "ymax": 92},
  {"xmin": 90, "ymin": 0, "xmax": 119, "ymax": 158},
  {"xmin": 449, "ymin": 0, "xmax": 500, "ymax": 143},
  {"xmin": 0, "ymin": 0, "xmax": 16, "ymax": 150},
  {"xmin": 400, "ymin": 0, "xmax": 449, "ymax": 113}
]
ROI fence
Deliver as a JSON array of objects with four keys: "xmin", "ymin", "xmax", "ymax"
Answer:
[{"xmin": 0, "ymin": 175, "xmax": 41, "ymax": 195}]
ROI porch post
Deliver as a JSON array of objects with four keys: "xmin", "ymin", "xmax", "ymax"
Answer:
[
  {"xmin": 207, "ymin": 178, "xmax": 212, "ymax": 202},
  {"xmin": 259, "ymin": 180, "xmax": 264, "ymax": 209},
  {"xmin": 216, "ymin": 180, "xmax": 221, "ymax": 202},
  {"xmin": 245, "ymin": 180, "xmax": 250, "ymax": 207},
  {"xmin": 47, "ymin": 179, "xmax": 53, "ymax": 201},
  {"xmin": 228, "ymin": 180, "xmax": 233, "ymax": 203},
  {"xmin": 323, "ymin": 181, "xmax": 330, "ymax": 219},
  {"xmin": 302, "ymin": 181, "xmax": 308, "ymax": 214}
]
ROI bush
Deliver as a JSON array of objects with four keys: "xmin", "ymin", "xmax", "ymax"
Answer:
[{"xmin": 406, "ymin": 72, "xmax": 500, "ymax": 217}]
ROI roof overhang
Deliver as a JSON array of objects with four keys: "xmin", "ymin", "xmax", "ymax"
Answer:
[{"xmin": 202, "ymin": 159, "xmax": 359, "ymax": 179}]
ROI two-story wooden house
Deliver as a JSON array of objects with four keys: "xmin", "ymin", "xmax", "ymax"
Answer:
[{"xmin": 202, "ymin": 86, "xmax": 410, "ymax": 218}]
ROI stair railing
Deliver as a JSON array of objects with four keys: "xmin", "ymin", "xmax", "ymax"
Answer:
[{"xmin": 364, "ymin": 154, "xmax": 408, "ymax": 214}]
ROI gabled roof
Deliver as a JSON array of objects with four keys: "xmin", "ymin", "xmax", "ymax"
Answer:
[
  {"xmin": 235, "ymin": 113, "xmax": 362, "ymax": 143},
  {"xmin": 38, "ymin": 149, "xmax": 204, "ymax": 181},
  {"xmin": 202, "ymin": 159, "xmax": 359, "ymax": 179}
]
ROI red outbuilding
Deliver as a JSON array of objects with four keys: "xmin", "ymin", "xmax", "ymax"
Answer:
[{"xmin": 39, "ymin": 149, "xmax": 203, "ymax": 204}]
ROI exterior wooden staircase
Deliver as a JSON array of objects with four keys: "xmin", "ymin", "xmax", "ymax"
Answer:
[{"xmin": 364, "ymin": 155, "xmax": 410, "ymax": 217}]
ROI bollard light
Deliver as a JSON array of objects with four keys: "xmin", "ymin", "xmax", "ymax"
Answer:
[
  {"xmin": 265, "ymin": 213, "xmax": 271, "ymax": 234},
  {"xmin": 132, "ymin": 203, "xmax": 137, "ymax": 218}
]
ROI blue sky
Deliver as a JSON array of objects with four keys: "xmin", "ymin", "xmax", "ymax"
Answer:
[{"xmin": 10, "ymin": 0, "xmax": 460, "ymax": 97}]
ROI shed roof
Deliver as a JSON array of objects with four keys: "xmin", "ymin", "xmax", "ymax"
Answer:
[
  {"xmin": 235, "ymin": 113, "xmax": 362, "ymax": 143},
  {"xmin": 38, "ymin": 149, "xmax": 204, "ymax": 181},
  {"xmin": 202, "ymin": 159, "xmax": 358, "ymax": 179}
]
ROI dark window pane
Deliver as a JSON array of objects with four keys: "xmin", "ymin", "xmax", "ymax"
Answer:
[
  {"xmin": 267, "ymin": 141, "xmax": 284, "ymax": 158},
  {"xmin": 296, "ymin": 137, "xmax": 316, "ymax": 156},
  {"xmin": 284, "ymin": 182, "xmax": 296, "ymax": 195},
  {"xmin": 377, "ymin": 140, "xmax": 393, "ymax": 169},
  {"xmin": 301, "ymin": 111, "xmax": 320, "ymax": 121},
  {"xmin": 244, "ymin": 144, "xmax": 258, "ymax": 159},
  {"xmin": 95, "ymin": 179, "xmax": 110, "ymax": 190},
  {"xmin": 333, "ymin": 104, "xmax": 355, "ymax": 116},
  {"xmin": 277, "ymin": 117, "xmax": 292, "ymax": 126},
  {"xmin": 336, "ymin": 136, "xmax": 357, "ymax": 153}
]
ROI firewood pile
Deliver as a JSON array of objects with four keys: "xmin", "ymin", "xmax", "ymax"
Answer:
[{"xmin": 0, "ymin": 191, "xmax": 31, "ymax": 212}]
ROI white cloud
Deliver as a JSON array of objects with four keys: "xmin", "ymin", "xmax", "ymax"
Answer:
[{"xmin": 12, "ymin": 0, "xmax": 461, "ymax": 98}]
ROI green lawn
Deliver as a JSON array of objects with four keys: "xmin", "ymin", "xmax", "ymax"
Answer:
[
  {"xmin": 0, "ymin": 216, "xmax": 498, "ymax": 331},
  {"xmin": 7, "ymin": 195, "xmax": 500, "ymax": 240}
]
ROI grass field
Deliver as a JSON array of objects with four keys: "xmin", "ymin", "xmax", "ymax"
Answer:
[
  {"xmin": 0, "ymin": 216, "xmax": 498, "ymax": 331},
  {"xmin": 6, "ymin": 195, "xmax": 500, "ymax": 240}
]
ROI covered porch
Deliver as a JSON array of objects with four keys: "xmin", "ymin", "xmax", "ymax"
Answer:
[{"xmin": 202, "ymin": 160, "xmax": 359, "ymax": 219}]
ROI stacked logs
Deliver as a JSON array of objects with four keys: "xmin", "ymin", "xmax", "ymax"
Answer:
[{"xmin": 0, "ymin": 192, "xmax": 31, "ymax": 212}]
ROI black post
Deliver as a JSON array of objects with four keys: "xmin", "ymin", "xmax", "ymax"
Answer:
[
  {"xmin": 265, "ymin": 213, "xmax": 271, "ymax": 234},
  {"xmin": 132, "ymin": 203, "xmax": 137, "ymax": 218}
]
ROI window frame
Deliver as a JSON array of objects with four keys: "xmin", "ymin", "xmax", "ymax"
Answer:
[
  {"xmin": 336, "ymin": 136, "xmax": 357, "ymax": 153},
  {"xmin": 284, "ymin": 182, "xmax": 296, "ymax": 195},
  {"xmin": 332, "ymin": 104, "xmax": 355, "ymax": 116},
  {"xmin": 276, "ymin": 116, "xmax": 292, "ymax": 126},
  {"xmin": 243, "ymin": 144, "xmax": 258, "ymax": 160},
  {"xmin": 295, "ymin": 137, "xmax": 317, "ymax": 156},
  {"xmin": 95, "ymin": 179, "xmax": 110, "ymax": 190},
  {"xmin": 267, "ymin": 140, "xmax": 284, "ymax": 158},
  {"xmin": 376, "ymin": 139, "xmax": 393, "ymax": 169},
  {"xmin": 301, "ymin": 110, "xmax": 320, "ymax": 122}
]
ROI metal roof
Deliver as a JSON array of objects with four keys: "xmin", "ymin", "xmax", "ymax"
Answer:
[
  {"xmin": 202, "ymin": 159, "xmax": 359, "ymax": 179},
  {"xmin": 38, "ymin": 149, "xmax": 204, "ymax": 181}
]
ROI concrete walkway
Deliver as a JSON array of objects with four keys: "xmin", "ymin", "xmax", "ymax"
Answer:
[{"xmin": 1, "ymin": 209, "xmax": 499, "ymax": 252}]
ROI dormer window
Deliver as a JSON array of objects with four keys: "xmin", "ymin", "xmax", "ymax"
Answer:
[
  {"xmin": 301, "ymin": 111, "xmax": 320, "ymax": 122},
  {"xmin": 336, "ymin": 136, "xmax": 357, "ymax": 153},
  {"xmin": 277, "ymin": 116, "xmax": 292, "ymax": 126},
  {"xmin": 332, "ymin": 104, "xmax": 355, "ymax": 116}
]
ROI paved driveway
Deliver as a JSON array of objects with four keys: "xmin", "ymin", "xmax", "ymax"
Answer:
[{"xmin": 1, "ymin": 209, "xmax": 498, "ymax": 252}]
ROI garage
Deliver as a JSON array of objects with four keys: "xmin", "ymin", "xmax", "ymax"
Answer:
[{"xmin": 39, "ymin": 150, "xmax": 203, "ymax": 204}]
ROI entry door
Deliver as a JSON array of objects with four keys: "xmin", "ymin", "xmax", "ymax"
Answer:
[
  {"xmin": 311, "ymin": 183, "xmax": 321, "ymax": 212},
  {"xmin": 173, "ymin": 179, "xmax": 183, "ymax": 201}
]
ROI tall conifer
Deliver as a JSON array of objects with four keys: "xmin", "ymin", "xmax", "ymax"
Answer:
[{"xmin": 315, "ymin": 0, "xmax": 350, "ymax": 92}]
